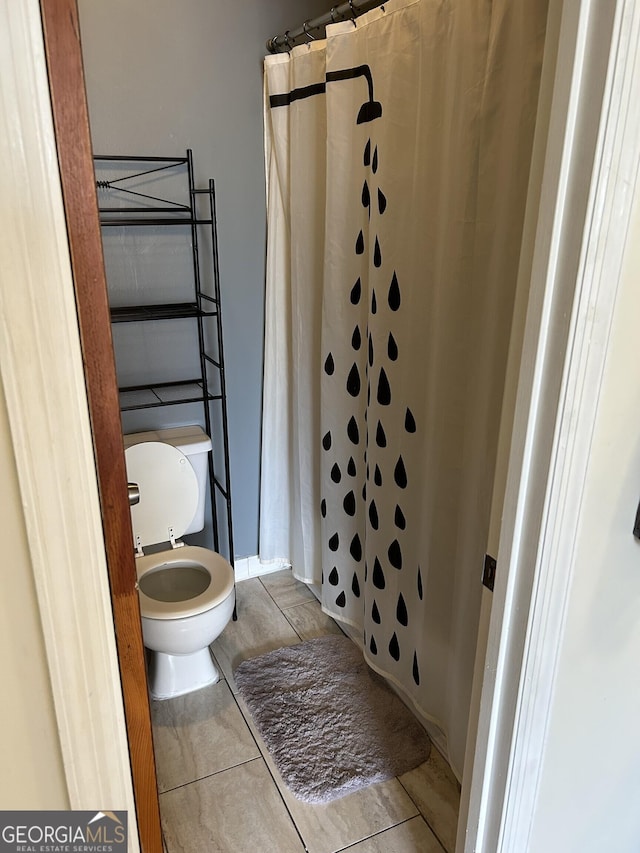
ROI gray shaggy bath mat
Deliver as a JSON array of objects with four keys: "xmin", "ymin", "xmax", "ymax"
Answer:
[{"xmin": 234, "ymin": 634, "xmax": 431, "ymax": 803}]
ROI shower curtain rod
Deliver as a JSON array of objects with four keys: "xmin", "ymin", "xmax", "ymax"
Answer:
[{"xmin": 266, "ymin": 0, "xmax": 382, "ymax": 53}]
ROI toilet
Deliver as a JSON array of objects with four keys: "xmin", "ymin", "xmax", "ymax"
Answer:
[{"xmin": 123, "ymin": 425, "xmax": 235, "ymax": 700}]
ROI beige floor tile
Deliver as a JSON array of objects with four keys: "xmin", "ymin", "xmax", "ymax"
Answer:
[
  {"xmin": 151, "ymin": 679, "xmax": 260, "ymax": 792},
  {"xmin": 342, "ymin": 816, "xmax": 445, "ymax": 852},
  {"xmin": 158, "ymin": 576, "xmax": 461, "ymax": 853},
  {"xmin": 260, "ymin": 568, "xmax": 316, "ymax": 609},
  {"xmin": 286, "ymin": 778, "xmax": 419, "ymax": 853},
  {"xmin": 161, "ymin": 759, "xmax": 304, "ymax": 853},
  {"xmin": 211, "ymin": 578, "xmax": 300, "ymax": 692},
  {"xmin": 398, "ymin": 748, "xmax": 461, "ymax": 853},
  {"xmin": 282, "ymin": 599, "xmax": 345, "ymax": 641},
  {"xmin": 235, "ymin": 693, "xmax": 418, "ymax": 853}
]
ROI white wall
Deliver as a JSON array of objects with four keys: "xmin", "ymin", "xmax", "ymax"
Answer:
[
  {"xmin": 0, "ymin": 378, "xmax": 69, "ymax": 809},
  {"xmin": 528, "ymin": 186, "xmax": 640, "ymax": 851},
  {"xmin": 77, "ymin": 0, "xmax": 328, "ymax": 558}
]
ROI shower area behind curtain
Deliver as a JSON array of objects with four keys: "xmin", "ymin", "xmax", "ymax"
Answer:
[{"xmin": 260, "ymin": 0, "xmax": 547, "ymax": 777}]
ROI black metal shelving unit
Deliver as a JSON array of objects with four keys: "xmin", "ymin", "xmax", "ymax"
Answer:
[{"xmin": 94, "ymin": 151, "xmax": 234, "ymax": 571}]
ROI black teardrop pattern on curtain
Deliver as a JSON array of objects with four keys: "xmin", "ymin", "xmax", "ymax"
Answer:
[
  {"xmin": 388, "ymin": 539, "xmax": 402, "ymax": 570},
  {"xmin": 321, "ymin": 134, "xmax": 421, "ymax": 685},
  {"xmin": 413, "ymin": 651, "xmax": 420, "ymax": 685},
  {"xmin": 350, "ymin": 533, "xmax": 363, "ymax": 561},
  {"xmin": 377, "ymin": 368, "xmax": 391, "ymax": 405},
  {"xmin": 373, "ymin": 237, "xmax": 382, "ymax": 268},
  {"xmin": 369, "ymin": 499, "xmax": 379, "ymax": 530},
  {"xmin": 388, "ymin": 332, "xmax": 398, "ymax": 361},
  {"xmin": 347, "ymin": 363, "xmax": 361, "ymax": 396},
  {"xmin": 394, "ymin": 456, "xmax": 408, "ymax": 488},
  {"xmin": 397, "ymin": 593, "xmax": 408, "ymax": 626},
  {"xmin": 405, "ymin": 407, "xmax": 416, "ymax": 433},
  {"xmin": 347, "ymin": 416, "xmax": 359, "ymax": 444},
  {"xmin": 389, "ymin": 632, "xmax": 400, "ymax": 661},
  {"xmin": 373, "ymin": 557, "xmax": 386, "ymax": 589},
  {"xmin": 362, "ymin": 180, "xmax": 370, "ymax": 216},
  {"xmin": 388, "ymin": 272, "xmax": 401, "ymax": 310},
  {"xmin": 352, "ymin": 572, "xmax": 361, "ymax": 597},
  {"xmin": 343, "ymin": 490, "xmax": 356, "ymax": 516}
]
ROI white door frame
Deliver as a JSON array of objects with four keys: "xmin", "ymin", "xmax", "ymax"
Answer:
[
  {"xmin": 0, "ymin": 0, "xmax": 139, "ymax": 845},
  {"xmin": 1, "ymin": 0, "xmax": 638, "ymax": 849},
  {"xmin": 463, "ymin": 0, "xmax": 640, "ymax": 849}
]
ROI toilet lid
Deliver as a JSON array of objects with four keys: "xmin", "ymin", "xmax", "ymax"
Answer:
[{"xmin": 125, "ymin": 441, "xmax": 199, "ymax": 547}]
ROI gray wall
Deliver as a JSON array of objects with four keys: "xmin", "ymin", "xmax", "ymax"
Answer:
[{"xmin": 78, "ymin": 0, "xmax": 327, "ymax": 558}]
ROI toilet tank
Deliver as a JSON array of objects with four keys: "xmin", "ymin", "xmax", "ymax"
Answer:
[{"xmin": 123, "ymin": 425, "xmax": 212, "ymax": 535}]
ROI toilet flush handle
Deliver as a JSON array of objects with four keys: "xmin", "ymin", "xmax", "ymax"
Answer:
[{"xmin": 128, "ymin": 482, "xmax": 140, "ymax": 507}]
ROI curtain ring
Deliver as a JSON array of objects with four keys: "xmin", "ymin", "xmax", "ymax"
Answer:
[
  {"xmin": 303, "ymin": 21, "xmax": 315, "ymax": 42},
  {"xmin": 283, "ymin": 30, "xmax": 292, "ymax": 50},
  {"xmin": 330, "ymin": 6, "xmax": 339, "ymax": 22},
  {"xmin": 349, "ymin": 0, "xmax": 357, "ymax": 24}
]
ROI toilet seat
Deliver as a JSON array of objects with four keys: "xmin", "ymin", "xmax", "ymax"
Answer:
[
  {"xmin": 135, "ymin": 545, "xmax": 235, "ymax": 620},
  {"xmin": 125, "ymin": 440, "xmax": 234, "ymax": 623}
]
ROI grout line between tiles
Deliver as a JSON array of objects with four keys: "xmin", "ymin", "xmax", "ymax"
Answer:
[
  {"xmin": 226, "ymin": 667, "xmax": 310, "ymax": 852},
  {"xmin": 281, "ymin": 598, "xmax": 318, "ymax": 611},
  {"xmin": 332, "ymin": 815, "xmax": 444, "ymax": 853},
  {"xmin": 256, "ymin": 573, "xmax": 313, "ymax": 642},
  {"xmin": 257, "ymin": 574, "xmax": 278, "ymax": 602},
  {"xmin": 257, "ymin": 572, "xmax": 316, "ymax": 616},
  {"xmin": 225, "ymin": 581, "xmax": 313, "ymax": 847},
  {"xmin": 280, "ymin": 607, "xmax": 308, "ymax": 643},
  {"xmin": 158, "ymin": 755, "xmax": 264, "ymax": 796},
  {"xmin": 395, "ymin": 775, "xmax": 451, "ymax": 853}
]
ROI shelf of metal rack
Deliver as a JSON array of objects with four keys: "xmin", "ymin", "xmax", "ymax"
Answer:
[
  {"xmin": 110, "ymin": 302, "xmax": 217, "ymax": 323},
  {"xmin": 95, "ymin": 150, "xmax": 234, "ymax": 571}
]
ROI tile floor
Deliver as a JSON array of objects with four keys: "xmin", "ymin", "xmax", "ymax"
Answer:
[{"xmin": 153, "ymin": 569, "xmax": 460, "ymax": 853}]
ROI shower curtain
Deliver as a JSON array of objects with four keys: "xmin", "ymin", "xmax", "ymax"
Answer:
[{"xmin": 260, "ymin": 0, "xmax": 547, "ymax": 776}]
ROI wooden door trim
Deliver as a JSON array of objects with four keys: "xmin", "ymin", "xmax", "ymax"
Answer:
[{"xmin": 39, "ymin": 1, "xmax": 162, "ymax": 850}]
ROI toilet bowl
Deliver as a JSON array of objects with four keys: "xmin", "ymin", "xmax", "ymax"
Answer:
[{"xmin": 124, "ymin": 426, "xmax": 235, "ymax": 700}]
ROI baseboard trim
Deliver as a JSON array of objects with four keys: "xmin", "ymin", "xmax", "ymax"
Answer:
[{"xmin": 235, "ymin": 555, "xmax": 291, "ymax": 582}]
